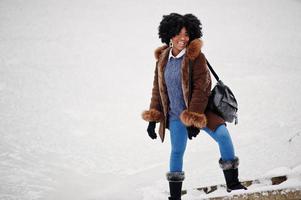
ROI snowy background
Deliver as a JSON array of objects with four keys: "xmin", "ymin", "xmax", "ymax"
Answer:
[{"xmin": 1, "ymin": 0, "xmax": 301, "ymax": 199}]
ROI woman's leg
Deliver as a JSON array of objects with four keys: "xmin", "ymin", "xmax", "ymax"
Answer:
[
  {"xmin": 169, "ymin": 120, "xmax": 188, "ymax": 172},
  {"xmin": 203, "ymin": 125, "xmax": 246, "ymax": 191},
  {"xmin": 167, "ymin": 120, "xmax": 187, "ymax": 199},
  {"xmin": 203, "ymin": 124, "xmax": 235, "ymax": 161}
]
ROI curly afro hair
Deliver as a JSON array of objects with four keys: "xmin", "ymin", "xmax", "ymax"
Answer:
[{"xmin": 158, "ymin": 13, "xmax": 203, "ymax": 45}]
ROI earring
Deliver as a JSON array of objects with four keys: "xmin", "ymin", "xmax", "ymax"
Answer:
[{"xmin": 169, "ymin": 40, "xmax": 173, "ymax": 47}]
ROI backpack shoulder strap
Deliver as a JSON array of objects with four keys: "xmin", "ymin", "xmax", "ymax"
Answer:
[{"xmin": 205, "ymin": 58, "xmax": 220, "ymax": 82}]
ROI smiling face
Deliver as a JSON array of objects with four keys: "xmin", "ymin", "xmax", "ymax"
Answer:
[{"xmin": 171, "ymin": 27, "xmax": 190, "ymax": 56}]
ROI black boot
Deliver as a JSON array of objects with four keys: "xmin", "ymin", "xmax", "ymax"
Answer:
[
  {"xmin": 166, "ymin": 172, "xmax": 185, "ymax": 200},
  {"xmin": 219, "ymin": 157, "xmax": 247, "ymax": 192},
  {"xmin": 168, "ymin": 182, "xmax": 182, "ymax": 200}
]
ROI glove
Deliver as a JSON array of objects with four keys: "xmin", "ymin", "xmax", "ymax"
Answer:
[
  {"xmin": 147, "ymin": 121, "xmax": 157, "ymax": 139},
  {"xmin": 186, "ymin": 126, "xmax": 200, "ymax": 140}
]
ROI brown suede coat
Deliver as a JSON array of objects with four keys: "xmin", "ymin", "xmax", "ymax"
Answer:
[{"xmin": 142, "ymin": 39, "xmax": 224, "ymax": 142}]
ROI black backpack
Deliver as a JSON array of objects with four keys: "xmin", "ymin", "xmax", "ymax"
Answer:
[{"xmin": 189, "ymin": 59, "xmax": 238, "ymax": 124}]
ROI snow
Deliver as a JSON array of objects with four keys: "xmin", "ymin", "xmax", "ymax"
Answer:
[
  {"xmin": 194, "ymin": 164, "xmax": 301, "ymax": 199},
  {"xmin": 1, "ymin": 0, "xmax": 301, "ymax": 199},
  {"xmin": 263, "ymin": 167, "xmax": 291, "ymax": 178}
]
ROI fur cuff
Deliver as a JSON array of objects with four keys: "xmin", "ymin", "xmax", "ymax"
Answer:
[
  {"xmin": 180, "ymin": 110, "xmax": 207, "ymax": 128},
  {"xmin": 142, "ymin": 109, "xmax": 164, "ymax": 122},
  {"xmin": 219, "ymin": 157, "xmax": 239, "ymax": 170},
  {"xmin": 166, "ymin": 171, "xmax": 185, "ymax": 182}
]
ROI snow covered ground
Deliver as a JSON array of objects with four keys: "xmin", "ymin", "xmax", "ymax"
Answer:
[
  {"xmin": 194, "ymin": 165, "xmax": 301, "ymax": 200},
  {"xmin": 0, "ymin": 0, "xmax": 301, "ymax": 199}
]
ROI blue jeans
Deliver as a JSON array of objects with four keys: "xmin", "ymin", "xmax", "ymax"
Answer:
[{"xmin": 169, "ymin": 120, "xmax": 235, "ymax": 172}]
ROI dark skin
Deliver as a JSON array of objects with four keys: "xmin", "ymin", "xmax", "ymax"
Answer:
[
  {"xmin": 147, "ymin": 27, "xmax": 200, "ymax": 140},
  {"xmin": 171, "ymin": 27, "xmax": 189, "ymax": 56}
]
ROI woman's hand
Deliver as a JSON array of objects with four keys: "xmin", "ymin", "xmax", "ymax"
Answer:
[
  {"xmin": 186, "ymin": 126, "xmax": 200, "ymax": 140},
  {"xmin": 147, "ymin": 122, "xmax": 157, "ymax": 139}
]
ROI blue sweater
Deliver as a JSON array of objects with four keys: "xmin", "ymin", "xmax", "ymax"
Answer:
[{"xmin": 164, "ymin": 55, "xmax": 187, "ymax": 121}]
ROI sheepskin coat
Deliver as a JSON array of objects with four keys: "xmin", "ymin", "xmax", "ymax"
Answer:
[{"xmin": 142, "ymin": 39, "xmax": 225, "ymax": 142}]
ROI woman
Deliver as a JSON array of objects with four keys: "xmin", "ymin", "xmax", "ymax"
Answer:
[{"xmin": 142, "ymin": 13, "xmax": 246, "ymax": 200}]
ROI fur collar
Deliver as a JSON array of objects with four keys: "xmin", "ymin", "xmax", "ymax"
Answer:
[{"xmin": 154, "ymin": 39, "xmax": 203, "ymax": 61}]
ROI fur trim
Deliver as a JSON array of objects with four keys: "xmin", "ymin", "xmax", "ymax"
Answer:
[
  {"xmin": 142, "ymin": 109, "xmax": 164, "ymax": 122},
  {"xmin": 154, "ymin": 39, "xmax": 203, "ymax": 61},
  {"xmin": 186, "ymin": 39, "xmax": 203, "ymax": 60},
  {"xmin": 157, "ymin": 48, "xmax": 170, "ymax": 115},
  {"xmin": 180, "ymin": 109, "xmax": 207, "ymax": 128},
  {"xmin": 166, "ymin": 171, "xmax": 185, "ymax": 182},
  {"xmin": 154, "ymin": 45, "xmax": 169, "ymax": 60},
  {"xmin": 219, "ymin": 157, "xmax": 239, "ymax": 170}
]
